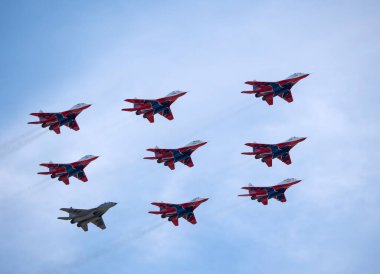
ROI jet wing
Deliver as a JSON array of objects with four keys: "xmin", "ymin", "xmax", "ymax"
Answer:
[
  {"xmin": 183, "ymin": 212, "xmax": 197, "ymax": 225},
  {"xmin": 259, "ymin": 197, "xmax": 268, "ymax": 205},
  {"xmin": 158, "ymin": 108, "xmax": 174, "ymax": 121},
  {"xmin": 278, "ymin": 153, "xmax": 292, "ymax": 165},
  {"xmin": 179, "ymin": 157, "xmax": 194, "ymax": 168},
  {"xmin": 73, "ymin": 171, "xmax": 88, "ymax": 183},
  {"xmin": 263, "ymin": 94, "xmax": 274, "ymax": 105},
  {"xmin": 80, "ymin": 223, "xmax": 88, "ymax": 232},
  {"xmin": 91, "ymin": 217, "xmax": 106, "ymax": 230},
  {"xmin": 274, "ymin": 193, "xmax": 287, "ymax": 203},
  {"xmin": 59, "ymin": 174, "xmax": 70, "ymax": 185},
  {"xmin": 170, "ymin": 216, "xmax": 179, "ymax": 226},
  {"xmin": 144, "ymin": 111, "xmax": 155, "ymax": 123},
  {"xmin": 50, "ymin": 123, "xmax": 61, "ymax": 134},
  {"xmin": 279, "ymin": 91, "xmax": 293, "ymax": 103},
  {"xmin": 263, "ymin": 157, "xmax": 272, "ymax": 167},
  {"xmin": 64, "ymin": 119, "xmax": 80, "ymax": 131},
  {"xmin": 164, "ymin": 159, "xmax": 175, "ymax": 170}
]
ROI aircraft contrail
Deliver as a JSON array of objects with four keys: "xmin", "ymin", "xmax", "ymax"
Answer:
[
  {"xmin": 62, "ymin": 221, "xmax": 165, "ymax": 272},
  {"xmin": 0, "ymin": 129, "xmax": 47, "ymax": 159},
  {"xmin": 0, "ymin": 178, "xmax": 52, "ymax": 203}
]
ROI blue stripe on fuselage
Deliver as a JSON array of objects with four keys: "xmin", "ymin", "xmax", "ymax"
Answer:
[
  {"xmin": 171, "ymin": 149, "xmax": 192, "ymax": 163},
  {"xmin": 268, "ymin": 145, "xmax": 290, "ymax": 158},
  {"xmin": 266, "ymin": 82, "xmax": 293, "ymax": 96}
]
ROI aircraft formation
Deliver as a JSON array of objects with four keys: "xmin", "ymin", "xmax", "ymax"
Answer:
[{"xmin": 28, "ymin": 73, "xmax": 309, "ymax": 231}]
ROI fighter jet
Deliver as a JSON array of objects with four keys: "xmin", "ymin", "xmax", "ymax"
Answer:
[
  {"xmin": 149, "ymin": 197, "xmax": 208, "ymax": 226},
  {"xmin": 144, "ymin": 140, "xmax": 207, "ymax": 170},
  {"xmin": 242, "ymin": 137, "xmax": 306, "ymax": 167},
  {"xmin": 58, "ymin": 202, "xmax": 117, "ymax": 231},
  {"xmin": 122, "ymin": 91, "xmax": 187, "ymax": 123},
  {"xmin": 38, "ymin": 155, "xmax": 99, "ymax": 185},
  {"xmin": 28, "ymin": 103, "xmax": 91, "ymax": 134},
  {"xmin": 242, "ymin": 73, "xmax": 309, "ymax": 105},
  {"xmin": 238, "ymin": 178, "xmax": 301, "ymax": 205}
]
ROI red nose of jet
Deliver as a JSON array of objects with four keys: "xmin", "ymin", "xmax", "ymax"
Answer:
[{"xmin": 199, "ymin": 198, "xmax": 209, "ymax": 203}]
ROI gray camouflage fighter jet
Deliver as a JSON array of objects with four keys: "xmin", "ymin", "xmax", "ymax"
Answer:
[{"xmin": 58, "ymin": 202, "xmax": 117, "ymax": 232}]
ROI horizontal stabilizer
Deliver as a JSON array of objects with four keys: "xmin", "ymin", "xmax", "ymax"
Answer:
[
  {"xmin": 27, "ymin": 121, "xmax": 42, "ymax": 124},
  {"xmin": 238, "ymin": 194, "xmax": 252, "ymax": 196},
  {"xmin": 30, "ymin": 112, "xmax": 50, "ymax": 117},
  {"xmin": 57, "ymin": 217, "xmax": 71, "ymax": 220},
  {"xmin": 37, "ymin": 171, "xmax": 54, "ymax": 175},
  {"xmin": 143, "ymin": 156, "xmax": 159, "ymax": 160},
  {"xmin": 148, "ymin": 211, "xmax": 163, "ymax": 214},
  {"xmin": 122, "ymin": 108, "xmax": 138, "ymax": 112}
]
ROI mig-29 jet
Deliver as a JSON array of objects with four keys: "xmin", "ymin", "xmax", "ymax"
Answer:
[
  {"xmin": 242, "ymin": 137, "xmax": 306, "ymax": 167},
  {"xmin": 58, "ymin": 202, "xmax": 117, "ymax": 231},
  {"xmin": 38, "ymin": 155, "xmax": 99, "ymax": 185},
  {"xmin": 28, "ymin": 103, "xmax": 91, "ymax": 134},
  {"xmin": 238, "ymin": 178, "xmax": 301, "ymax": 205},
  {"xmin": 122, "ymin": 91, "xmax": 187, "ymax": 123},
  {"xmin": 242, "ymin": 73, "xmax": 309, "ymax": 105},
  {"xmin": 149, "ymin": 197, "xmax": 208, "ymax": 226},
  {"xmin": 144, "ymin": 140, "xmax": 207, "ymax": 170}
]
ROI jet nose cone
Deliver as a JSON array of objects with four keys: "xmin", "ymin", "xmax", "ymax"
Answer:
[
  {"xmin": 113, "ymin": 202, "xmax": 117, "ymax": 206},
  {"xmin": 177, "ymin": 91, "xmax": 187, "ymax": 97}
]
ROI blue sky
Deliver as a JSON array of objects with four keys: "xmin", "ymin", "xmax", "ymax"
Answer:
[{"xmin": 0, "ymin": 1, "xmax": 379, "ymax": 273}]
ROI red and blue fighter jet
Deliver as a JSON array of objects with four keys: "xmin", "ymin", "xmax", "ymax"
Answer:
[
  {"xmin": 28, "ymin": 103, "xmax": 91, "ymax": 134},
  {"xmin": 242, "ymin": 73, "xmax": 309, "ymax": 105},
  {"xmin": 144, "ymin": 140, "xmax": 207, "ymax": 170},
  {"xmin": 242, "ymin": 137, "xmax": 306, "ymax": 167},
  {"xmin": 149, "ymin": 197, "xmax": 208, "ymax": 226},
  {"xmin": 38, "ymin": 155, "xmax": 99, "ymax": 185},
  {"xmin": 122, "ymin": 91, "xmax": 187, "ymax": 123},
  {"xmin": 238, "ymin": 178, "xmax": 302, "ymax": 205}
]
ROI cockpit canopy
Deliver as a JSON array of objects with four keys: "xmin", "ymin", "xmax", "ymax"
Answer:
[
  {"xmin": 286, "ymin": 137, "xmax": 302, "ymax": 142},
  {"xmin": 166, "ymin": 91, "xmax": 184, "ymax": 97},
  {"xmin": 79, "ymin": 155, "xmax": 96, "ymax": 161},
  {"xmin": 286, "ymin": 73, "xmax": 307, "ymax": 79},
  {"xmin": 186, "ymin": 140, "xmax": 204, "ymax": 146},
  {"xmin": 277, "ymin": 178, "xmax": 298, "ymax": 185},
  {"xmin": 71, "ymin": 103, "xmax": 89, "ymax": 110}
]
